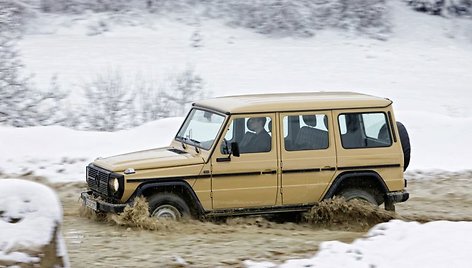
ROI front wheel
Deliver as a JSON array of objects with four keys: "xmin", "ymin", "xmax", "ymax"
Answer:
[
  {"xmin": 147, "ymin": 193, "xmax": 191, "ymax": 221},
  {"xmin": 339, "ymin": 188, "xmax": 379, "ymax": 206}
]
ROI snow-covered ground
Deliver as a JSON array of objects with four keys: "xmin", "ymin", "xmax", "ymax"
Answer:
[
  {"xmin": 245, "ymin": 220, "xmax": 472, "ymax": 268},
  {"xmin": 0, "ymin": 118, "xmax": 182, "ymax": 181},
  {"xmin": 2, "ymin": 1, "xmax": 472, "ymax": 267}
]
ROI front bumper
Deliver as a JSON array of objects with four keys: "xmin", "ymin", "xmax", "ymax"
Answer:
[
  {"xmin": 385, "ymin": 191, "xmax": 409, "ymax": 203},
  {"xmin": 80, "ymin": 191, "xmax": 127, "ymax": 213}
]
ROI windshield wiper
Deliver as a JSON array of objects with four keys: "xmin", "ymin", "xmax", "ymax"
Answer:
[
  {"xmin": 189, "ymin": 138, "xmax": 200, "ymax": 145},
  {"xmin": 177, "ymin": 136, "xmax": 187, "ymax": 149},
  {"xmin": 188, "ymin": 139, "xmax": 200, "ymax": 153},
  {"xmin": 178, "ymin": 136, "xmax": 200, "ymax": 150}
]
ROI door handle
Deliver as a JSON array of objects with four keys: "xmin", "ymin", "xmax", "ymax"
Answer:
[
  {"xmin": 321, "ymin": 166, "xmax": 334, "ymax": 171},
  {"xmin": 262, "ymin": 169, "xmax": 276, "ymax": 174}
]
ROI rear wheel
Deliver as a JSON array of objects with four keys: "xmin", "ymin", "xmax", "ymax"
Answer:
[
  {"xmin": 339, "ymin": 188, "xmax": 379, "ymax": 206},
  {"xmin": 148, "ymin": 193, "xmax": 191, "ymax": 221}
]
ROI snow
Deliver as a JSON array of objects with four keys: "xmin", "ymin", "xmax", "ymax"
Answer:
[
  {"xmin": 0, "ymin": 118, "xmax": 183, "ymax": 181},
  {"xmin": 245, "ymin": 220, "xmax": 472, "ymax": 268},
  {"xmin": 0, "ymin": 179, "xmax": 68, "ymax": 266}
]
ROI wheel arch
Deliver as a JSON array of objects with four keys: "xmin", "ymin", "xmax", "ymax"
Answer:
[
  {"xmin": 134, "ymin": 179, "xmax": 205, "ymax": 217},
  {"xmin": 322, "ymin": 171, "xmax": 389, "ymax": 203}
]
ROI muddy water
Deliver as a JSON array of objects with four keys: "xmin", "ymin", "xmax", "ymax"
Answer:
[
  {"xmin": 397, "ymin": 171, "xmax": 472, "ymax": 222},
  {"xmin": 63, "ymin": 192, "xmax": 361, "ymax": 267},
  {"xmin": 4, "ymin": 171, "xmax": 472, "ymax": 267}
]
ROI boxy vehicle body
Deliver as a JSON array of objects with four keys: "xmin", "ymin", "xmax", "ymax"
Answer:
[{"xmin": 81, "ymin": 92, "xmax": 409, "ymax": 220}]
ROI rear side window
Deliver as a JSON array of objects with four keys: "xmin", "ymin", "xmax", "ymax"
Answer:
[{"xmin": 338, "ymin": 112, "xmax": 391, "ymax": 149}]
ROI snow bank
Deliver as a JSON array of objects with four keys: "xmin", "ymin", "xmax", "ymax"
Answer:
[
  {"xmin": 245, "ymin": 220, "xmax": 472, "ymax": 268},
  {"xmin": 396, "ymin": 110, "xmax": 472, "ymax": 171},
  {"xmin": 0, "ymin": 117, "xmax": 183, "ymax": 182},
  {"xmin": 0, "ymin": 179, "xmax": 69, "ymax": 267}
]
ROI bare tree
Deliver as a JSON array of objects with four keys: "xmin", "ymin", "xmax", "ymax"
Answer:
[
  {"xmin": 0, "ymin": 2, "xmax": 38, "ymax": 127},
  {"xmin": 77, "ymin": 68, "xmax": 208, "ymax": 131},
  {"xmin": 162, "ymin": 67, "xmax": 204, "ymax": 116},
  {"xmin": 405, "ymin": 0, "xmax": 472, "ymax": 17},
  {"xmin": 1, "ymin": 2, "xmax": 69, "ymax": 127},
  {"xmin": 133, "ymin": 75, "xmax": 171, "ymax": 124},
  {"xmin": 82, "ymin": 69, "xmax": 134, "ymax": 131}
]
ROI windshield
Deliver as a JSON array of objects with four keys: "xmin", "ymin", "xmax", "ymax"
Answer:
[{"xmin": 176, "ymin": 109, "xmax": 226, "ymax": 150}]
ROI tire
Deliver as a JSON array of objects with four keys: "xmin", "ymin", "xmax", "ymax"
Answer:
[
  {"xmin": 339, "ymin": 188, "xmax": 379, "ymax": 206},
  {"xmin": 147, "ymin": 193, "xmax": 191, "ymax": 221},
  {"xmin": 396, "ymin": 121, "xmax": 411, "ymax": 171}
]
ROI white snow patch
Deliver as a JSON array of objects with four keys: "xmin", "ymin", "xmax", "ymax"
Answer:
[
  {"xmin": 0, "ymin": 117, "xmax": 183, "ymax": 182},
  {"xmin": 245, "ymin": 220, "xmax": 472, "ymax": 268},
  {"xmin": 0, "ymin": 179, "xmax": 68, "ymax": 265}
]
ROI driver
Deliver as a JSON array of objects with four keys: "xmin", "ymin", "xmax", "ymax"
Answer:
[{"xmin": 239, "ymin": 117, "xmax": 271, "ymax": 153}]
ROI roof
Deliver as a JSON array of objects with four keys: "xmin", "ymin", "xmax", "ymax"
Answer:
[{"xmin": 193, "ymin": 92, "xmax": 392, "ymax": 114}]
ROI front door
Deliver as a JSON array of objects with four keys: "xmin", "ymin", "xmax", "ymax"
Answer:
[
  {"xmin": 279, "ymin": 111, "xmax": 336, "ymax": 204},
  {"xmin": 210, "ymin": 113, "xmax": 279, "ymax": 209}
]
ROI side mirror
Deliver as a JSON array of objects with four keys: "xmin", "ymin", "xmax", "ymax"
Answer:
[
  {"xmin": 231, "ymin": 142, "xmax": 240, "ymax": 157},
  {"xmin": 216, "ymin": 142, "xmax": 240, "ymax": 162}
]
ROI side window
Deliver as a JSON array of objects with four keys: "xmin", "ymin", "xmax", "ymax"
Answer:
[
  {"xmin": 221, "ymin": 116, "xmax": 272, "ymax": 154},
  {"xmin": 339, "ymin": 112, "xmax": 392, "ymax": 149},
  {"xmin": 283, "ymin": 114, "xmax": 329, "ymax": 151}
]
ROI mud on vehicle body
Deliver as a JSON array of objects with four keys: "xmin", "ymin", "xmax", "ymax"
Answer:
[{"xmin": 81, "ymin": 92, "xmax": 410, "ymax": 220}]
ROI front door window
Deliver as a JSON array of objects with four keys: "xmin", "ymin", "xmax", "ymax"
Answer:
[{"xmin": 221, "ymin": 116, "xmax": 272, "ymax": 154}]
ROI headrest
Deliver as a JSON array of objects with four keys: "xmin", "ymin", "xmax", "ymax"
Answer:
[
  {"xmin": 345, "ymin": 114, "xmax": 359, "ymax": 131},
  {"xmin": 302, "ymin": 115, "xmax": 317, "ymax": 127},
  {"xmin": 247, "ymin": 118, "xmax": 256, "ymax": 131}
]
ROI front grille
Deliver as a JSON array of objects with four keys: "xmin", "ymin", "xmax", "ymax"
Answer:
[{"xmin": 86, "ymin": 165, "xmax": 111, "ymax": 197}]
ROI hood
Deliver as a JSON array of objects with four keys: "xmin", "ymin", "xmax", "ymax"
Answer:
[{"xmin": 93, "ymin": 147, "xmax": 203, "ymax": 172}]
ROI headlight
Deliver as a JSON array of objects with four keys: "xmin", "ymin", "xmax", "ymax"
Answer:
[{"xmin": 109, "ymin": 177, "xmax": 120, "ymax": 192}]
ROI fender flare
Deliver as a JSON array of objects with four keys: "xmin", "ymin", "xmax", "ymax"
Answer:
[
  {"xmin": 322, "ymin": 171, "xmax": 389, "ymax": 200},
  {"xmin": 133, "ymin": 179, "xmax": 206, "ymax": 216}
]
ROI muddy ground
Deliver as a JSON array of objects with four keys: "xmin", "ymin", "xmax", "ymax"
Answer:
[{"xmin": 3, "ymin": 170, "xmax": 472, "ymax": 267}]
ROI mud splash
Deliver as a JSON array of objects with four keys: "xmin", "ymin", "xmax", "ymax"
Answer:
[
  {"xmin": 78, "ymin": 203, "xmax": 105, "ymax": 221},
  {"xmin": 79, "ymin": 197, "xmax": 174, "ymax": 231},
  {"xmin": 304, "ymin": 197, "xmax": 399, "ymax": 231},
  {"xmin": 79, "ymin": 196, "xmax": 400, "ymax": 232},
  {"xmin": 52, "ymin": 177, "xmax": 472, "ymax": 233},
  {"xmin": 109, "ymin": 196, "xmax": 174, "ymax": 230}
]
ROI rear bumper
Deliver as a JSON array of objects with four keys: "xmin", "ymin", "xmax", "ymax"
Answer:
[
  {"xmin": 385, "ymin": 191, "xmax": 409, "ymax": 204},
  {"xmin": 80, "ymin": 191, "xmax": 127, "ymax": 213}
]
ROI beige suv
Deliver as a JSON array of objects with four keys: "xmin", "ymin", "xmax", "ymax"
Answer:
[{"xmin": 81, "ymin": 92, "xmax": 410, "ymax": 220}]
